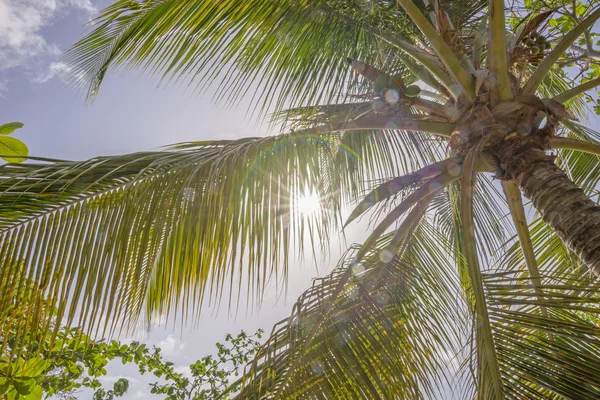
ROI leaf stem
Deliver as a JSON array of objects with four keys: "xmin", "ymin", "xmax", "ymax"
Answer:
[
  {"xmin": 397, "ymin": 0, "xmax": 476, "ymax": 100},
  {"xmin": 549, "ymin": 137, "xmax": 600, "ymax": 156}
]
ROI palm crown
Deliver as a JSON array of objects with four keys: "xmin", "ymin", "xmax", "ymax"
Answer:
[{"xmin": 3, "ymin": 0, "xmax": 600, "ymax": 398}]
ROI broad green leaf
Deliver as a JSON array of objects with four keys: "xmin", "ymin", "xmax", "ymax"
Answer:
[
  {"xmin": 12, "ymin": 377, "xmax": 35, "ymax": 395},
  {"xmin": 0, "ymin": 122, "xmax": 23, "ymax": 135},
  {"xmin": 23, "ymin": 385, "xmax": 42, "ymax": 400},
  {"xmin": 21, "ymin": 359, "xmax": 47, "ymax": 378},
  {"xmin": 0, "ymin": 136, "xmax": 28, "ymax": 163},
  {"xmin": 0, "ymin": 377, "xmax": 8, "ymax": 394}
]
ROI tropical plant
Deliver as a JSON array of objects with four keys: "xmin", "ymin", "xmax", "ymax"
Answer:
[
  {"xmin": 131, "ymin": 329, "xmax": 263, "ymax": 400},
  {"xmin": 0, "ymin": 276, "xmax": 262, "ymax": 400},
  {"xmin": 2, "ymin": 0, "xmax": 600, "ymax": 398},
  {"xmin": 89, "ymin": 329, "xmax": 262, "ymax": 400}
]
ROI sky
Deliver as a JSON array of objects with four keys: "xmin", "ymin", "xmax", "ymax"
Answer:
[{"xmin": 0, "ymin": 1, "xmax": 364, "ymax": 398}]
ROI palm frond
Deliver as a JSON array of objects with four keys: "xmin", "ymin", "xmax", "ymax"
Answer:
[
  {"xmin": 431, "ymin": 172, "xmax": 513, "ymax": 308},
  {"xmin": 0, "ymin": 134, "xmax": 355, "ymax": 340},
  {"xmin": 65, "ymin": 0, "xmax": 395, "ymax": 115},
  {"xmin": 553, "ymin": 77, "xmax": 600, "ymax": 104},
  {"xmin": 483, "ymin": 270, "xmax": 600, "ymax": 398},
  {"xmin": 489, "ymin": 0, "xmax": 512, "ymax": 100},
  {"xmin": 344, "ymin": 158, "xmax": 460, "ymax": 227},
  {"xmin": 502, "ymin": 181, "xmax": 551, "ymax": 335},
  {"xmin": 553, "ymin": 123, "xmax": 600, "ymax": 196},
  {"xmin": 237, "ymin": 220, "xmax": 465, "ymax": 399},
  {"xmin": 397, "ymin": 0, "xmax": 475, "ymax": 100},
  {"xmin": 537, "ymin": 68, "xmax": 588, "ymax": 119},
  {"xmin": 501, "ymin": 217, "xmax": 586, "ymax": 282},
  {"xmin": 66, "ymin": 0, "xmax": 488, "ymax": 117},
  {"xmin": 460, "ymin": 144, "xmax": 504, "ymax": 398},
  {"xmin": 355, "ymin": 170, "xmax": 459, "ymax": 260}
]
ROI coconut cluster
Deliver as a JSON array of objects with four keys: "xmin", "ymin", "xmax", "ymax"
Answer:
[
  {"xmin": 510, "ymin": 31, "xmax": 552, "ymax": 68},
  {"xmin": 523, "ymin": 33, "xmax": 551, "ymax": 55}
]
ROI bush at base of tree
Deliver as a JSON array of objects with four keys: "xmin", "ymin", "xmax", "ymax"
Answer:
[{"xmin": 0, "ymin": 278, "xmax": 263, "ymax": 400}]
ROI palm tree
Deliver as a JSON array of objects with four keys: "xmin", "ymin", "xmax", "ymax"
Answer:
[{"xmin": 3, "ymin": 0, "xmax": 600, "ymax": 397}]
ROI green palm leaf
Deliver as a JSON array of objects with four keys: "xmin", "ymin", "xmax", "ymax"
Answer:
[
  {"xmin": 483, "ymin": 270, "xmax": 600, "ymax": 398},
  {"xmin": 0, "ymin": 135, "xmax": 354, "ymax": 337},
  {"xmin": 236, "ymin": 220, "xmax": 464, "ymax": 399},
  {"xmin": 64, "ymin": 1, "xmax": 390, "ymax": 112},
  {"xmin": 65, "ymin": 0, "xmax": 489, "ymax": 113}
]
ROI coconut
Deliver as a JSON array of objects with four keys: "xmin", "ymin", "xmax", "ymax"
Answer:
[
  {"xmin": 373, "ymin": 76, "xmax": 388, "ymax": 94},
  {"xmin": 536, "ymin": 35, "xmax": 546, "ymax": 45},
  {"xmin": 530, "ymin": 46, "xmax": 540, "ymax": 55},
  {"xmin": 404, "ymin": 85, "xmax": 421, "ymax": 98}
]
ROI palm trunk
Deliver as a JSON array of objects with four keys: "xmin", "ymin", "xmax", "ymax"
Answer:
[{"xmin": 494, "ymin": 135, "xmax": 600, "ymax": 275}]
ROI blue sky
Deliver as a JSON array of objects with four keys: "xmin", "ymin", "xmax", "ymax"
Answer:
[
  {"xmin": 0, "ymin": 1, "xmax": 357, "ymax": 398},
  {"xmin": 1, "ymin": 0, "xmax": 263, "ymax": 160}
]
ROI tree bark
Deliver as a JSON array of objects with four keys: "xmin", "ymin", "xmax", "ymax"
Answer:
[{"xmin": 493, "ymin": 135, "xmax": 600, "ymax": 275}]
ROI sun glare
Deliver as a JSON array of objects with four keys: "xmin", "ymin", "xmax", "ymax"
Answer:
[{"xmin": 296, "ymin": 191, "xmax": 322, "ymax": 216}]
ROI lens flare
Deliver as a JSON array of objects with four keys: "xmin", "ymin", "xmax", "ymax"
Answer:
[{"xmin": 296, "ymin": 190, "xmax": 322, "ymax": 216}]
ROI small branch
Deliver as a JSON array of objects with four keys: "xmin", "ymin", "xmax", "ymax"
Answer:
[
  {"xmin": 566, "ymin": 43, "xmax": 600, "ymax": 61},
  {"xmin": 584, "ymin": 29, "xmax": 594, "ymax": 53}
]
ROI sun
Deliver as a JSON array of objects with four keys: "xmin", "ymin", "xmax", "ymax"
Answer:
[{"xmin": 296, "ymin": 190, "xmax": 322, "ymax": 216}]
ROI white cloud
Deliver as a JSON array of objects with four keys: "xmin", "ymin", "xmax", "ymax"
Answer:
[
  {"xmin": 158, "ymin": 335, "xmax": 186, "ymax": 356},
  {"xmin": 32, "ymin": 60, "xmax": 82, "ymax": 83},
  {"xmin": 0, "ymin": 80, "xmax": 8, "ymax": 97},
  {"xmin": 0, "ymin": 0, "xmax": 98, "ymax": 79},
  {"xmin": 64, "ymin": 0, "xmax": 97, "ymax": 15},
  {"xmin": 131, "ymin": 390, "xmax": 147, "ymax": 399}
]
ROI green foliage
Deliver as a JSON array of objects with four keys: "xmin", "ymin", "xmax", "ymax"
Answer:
[
  {"xmin": 92, "ymin": 379, "xmax": 129, "ymax": 400},
  {"xmin": 135, "ymin": 330, "xmax": 263, "ymax": 400},
  {"xmin": 1, "ymin": 277, "xmax": 262, "ymax": 399},
  {"xmin": 0, "ymin": 278, "xmax": 121, "ymax": 399},
  {"xmin": 0, "ymin": 122, "xmax": 27, "ymax": 163},
  {"xmin": 0, "ymin": 123, "xmax": 24, "ymax": 136},
  {"xmin": 533, "ymin": 1, "xmax": 600, "ymax": 114},
  {"xmin": 84, "ymin": 330, "xmax": 262, "ymax": 400}
]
